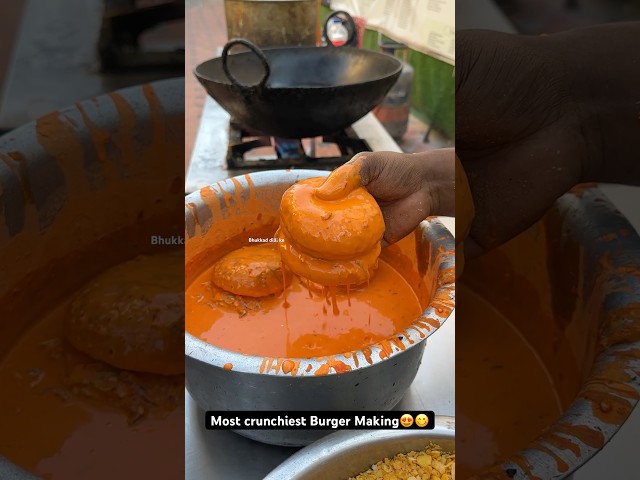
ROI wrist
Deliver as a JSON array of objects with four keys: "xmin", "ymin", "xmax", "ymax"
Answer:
[{"xmin": 419, "ymin": 148, "xmax": 455, "ymax": 217}]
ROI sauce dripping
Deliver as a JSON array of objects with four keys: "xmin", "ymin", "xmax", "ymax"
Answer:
[{"xmin": 186, "ymin": 259, "xmax": 421, "ymax": 358}]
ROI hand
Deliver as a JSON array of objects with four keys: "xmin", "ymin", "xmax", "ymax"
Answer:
[
  {"xmin": 457, "ymin": 24, "xmax": 640, "ymax": 256},
  {"xmin": 456, "ymin": 30, "xmax": 587, "ymax": 256},
  {"xmin": 316, "ymin": 149, "xmax": 455, "ymax": 246}
]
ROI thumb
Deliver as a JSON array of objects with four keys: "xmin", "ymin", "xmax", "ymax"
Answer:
[{"xmin": 314, "ymin": 155, "xmax": 365, "ymax": 201}]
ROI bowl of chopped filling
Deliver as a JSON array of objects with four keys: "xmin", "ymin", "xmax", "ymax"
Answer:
[{"xmin": 263, "ymin": 416, "xmax": 455, "ymax": 480}]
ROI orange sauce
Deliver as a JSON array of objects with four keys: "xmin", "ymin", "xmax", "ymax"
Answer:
[
  {"xmin": 0, "ymin": 300, "xmax": 183, "ymax": 480},
  {"xmin": 455, "ymin": 209, "xmax": 598, "ymax": 478},
  {"xmin": 456, "ymin": 285, "xmax": 565, "ymax": 478},
  {"xmin": 186, "ymin": 255, "xmax": 422, "ymax": 358}
]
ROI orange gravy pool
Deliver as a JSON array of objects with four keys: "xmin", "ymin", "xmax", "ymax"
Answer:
[
  {"xmin": 0, "ymin": 300, "xmax": 183, "ymax": 480},
  {"xmin": 186, "ymin": 256, "xmax": 423, "ymax": 358},
  {"xmin": 456, "ymin": 284, "xmax": 564, "ymax": 478}
]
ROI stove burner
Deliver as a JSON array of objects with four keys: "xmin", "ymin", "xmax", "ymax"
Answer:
[
  {"xmin": 274, "ymin": 138, "xmax": 306, "ymax": 159},
  {"xmin": 227, "ymin": 122, "xmax": 371, "ymax": 170}
]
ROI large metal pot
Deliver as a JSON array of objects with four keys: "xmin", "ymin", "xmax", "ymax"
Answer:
[
  {"xmin": 184, "ymin": 169, "xmax": 455, "ymax": 446},
  {"xmin": 224, "ymin": 0, "xmax": 318, "ymax": 47},
  {"xmin": 0, "ymin": 76, "xmax": 184, "ymax": 331},
  {"xmin": 264, "ymin": 417, "xmax": 455, "ymax": 480},
  {"xmin": 0, "ymin": 78, "xmax": 184, "ymax": 478},
  {"xmin": 459, "ymin": 186, "xmax": 640, "ymax": 479}
]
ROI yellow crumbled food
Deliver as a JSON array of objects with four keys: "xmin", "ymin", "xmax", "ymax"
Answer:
[{"xmin": 348, "ymin": 443, "xmax": 455, "ymax": 480}]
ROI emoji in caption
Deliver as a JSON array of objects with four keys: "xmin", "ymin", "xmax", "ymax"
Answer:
[
  {"xmin": 415, "ymin": 413, "xmax": 429, "ymax": 428},
  {"xmin": 400, "ymin": 414, "xmax": 414, "ymax": 427}
]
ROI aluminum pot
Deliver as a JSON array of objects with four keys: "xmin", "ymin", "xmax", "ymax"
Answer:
[
  {"xmin": 1, "ymin": 76, "xmax": 184, "ymax": 337},
  {"xmin": 0, "ymin": 78, "xmax": 184, "ymax": 478},
  {"xmin": 460, "ymin": 186, "xmax": 640, "ymax": 479},
  {"xmin": 184, "ymin": 169, "xmax": 455, "ymax": 446},
  {"xmin": 264, "ymin": 416, "xmax": 455, "ymax": 480}
]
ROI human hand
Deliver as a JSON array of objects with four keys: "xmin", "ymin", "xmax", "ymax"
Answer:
[
  {"xmin": 457, "ymin": 24, "xmax": 640, "ymax": 256},
  {"xmin": 316, "ymin": 149, "xmax": 455, "ymax": 246},
  {"xmin": 456, "ymin": 29, "xmax": 589, "ymax": 256}
]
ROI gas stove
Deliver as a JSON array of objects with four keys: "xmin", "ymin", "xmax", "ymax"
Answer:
[
  {"xmin": 186, "ymin": 97, "xmax": 401, "ymax": 193},
  {"xmin": 226, "ymin": 120, "xmax": 371, "ymax": 170}
]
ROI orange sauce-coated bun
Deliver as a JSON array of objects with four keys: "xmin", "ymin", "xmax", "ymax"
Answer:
[
  {"xmin": 277, "ymin": 228, "xmax": 380, "ymax": 287},
  {"xmin": 212, "ymin": 244, "xmax": 290, "ymax": 297},
  {"xmin": 279, "ymin": 177, "xmax": 384, "ymax": 259},
  {"xmin": 66, "ymin": 253, "xmax": 184, "ymax": 376}
]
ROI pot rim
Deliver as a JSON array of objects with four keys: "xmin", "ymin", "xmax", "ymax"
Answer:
[
  {"xmin": 194, "ymin": 46, "xmax": 403, "ymax": 90},
  {"xmin": 485, "ymin": 186, "xmax": 640, "ymax": 480},
  {"xmin": 184, "ymin": 169, "xmax": 455, "ymax": 377}
]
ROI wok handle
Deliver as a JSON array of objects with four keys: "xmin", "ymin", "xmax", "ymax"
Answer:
[{"xmin": 221, "ymin": 38, "xmax": 271, "ymax": 89}]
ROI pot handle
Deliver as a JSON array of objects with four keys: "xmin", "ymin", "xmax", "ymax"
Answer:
[{"xmin": 221, "ymin": 38, "xmax": 271, "ymax": 89}]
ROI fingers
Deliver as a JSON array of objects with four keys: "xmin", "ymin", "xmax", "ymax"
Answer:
[
  {"xmin": 378, "ymin": 189, "xmax": 431, "ymax": 245},
  {"xmin": 314, "ymin": 150, "xmax": 453, "ymax": 249},
  {"xmin": 314, "ymin": 156, "xmax": 364, "ymax": 201},
  {"xmin": 456, "ymin": 30, "xmax": 568, "ymax": 151},
  {"xmin": 360, "ymin": 151, "xmax": 428, "ymax": 202},
  {"xmin": 314, "ymin": 151, "xmax": 416, "ymax": 202},
  {"xmin": 462, "ymin": 123, "xmax": 583, "ymax": 253},
  {"xmin": 455, "ymin": 155, "xmax": 475, "ymax": 241}
]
